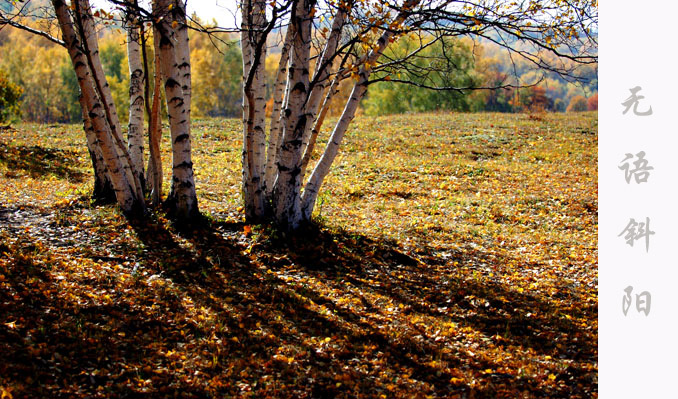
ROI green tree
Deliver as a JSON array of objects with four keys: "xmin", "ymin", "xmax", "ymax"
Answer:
[
  {"xmin": 99, "ymin": 32, "xmax": 130, "ymax": 124},
  {"xmin": 58, "ymin": 63, "xmax": 82, "ymax": 123},
  {"xmin": 364, "ymin": 36, "xmax": 480, "ymax": 116},
  {"xmin": 0, "ymin": 29, "xmax": 71, "ymax": 123},
  {"xmin": 0, "ymin": 69, "xmax": 22, "ymax": 123},
  {"xmin": 100, "ymin": 36, "xmax": 126, "ymax": 81},
  {"xmin": 191, "ymin": 35, "xmax": 243, "ymax": 117}
]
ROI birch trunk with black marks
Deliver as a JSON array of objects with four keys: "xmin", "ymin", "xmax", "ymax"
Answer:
[
  {"xmin": 300, "ymin": 0, "xmax": 420, "ymax": 221},
  {"xmin": 271, "ymin": 0, "xmax": 314, "ymax": 229},
  {"xmin": 125, "ymin": 5, "xmax": 145, "ymax": 191},
  {"xmin": 74, "ymin": 0, "xmax": 144, "ymax": 202},
  {"xmin": 153, "ymin": 0, "xmax": 199, "ymax": 222},
  {"xmin": 79, "ymin": 95, "xmax": 115, "ymax": 203},
  {"xmin": 52, "ymin": 0, "xmax": 141, "ymax": 215},
  {"xmin": 299, "ymin": 7, "xmax": 345, "ymax": 156},
  {"xmin": 240, "ymin": 0, "xmax": 268, "ymax": 221},
  {"xmin": 172, "ymin": 0, "xmax": 191, "ymax": 123},
  {"xmin": 263, "ymin": 27, "xmax": 293, "ymax": 197}
]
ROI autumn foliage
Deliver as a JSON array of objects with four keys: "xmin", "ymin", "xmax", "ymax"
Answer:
[
  {"xmin": 0, "ymin": 112, "xmax": 597, "ymax": 398},
  {"xmin": 0, "ymin": 69, "xmax": 22, "ymax": 123},
  {"xmin": 566, "ymin": 96, "xmax": 588, "ymax": 113},
  {"xmin": 0, "ymin": 18, "xmax": 597, "ymax": 124},
  {"xmin": 587, "ymin": 93, "xmax": 598, "ymax": 111}
]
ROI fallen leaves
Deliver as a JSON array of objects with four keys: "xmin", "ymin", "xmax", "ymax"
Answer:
[{"xmin": 0, "ymin": 112, "xmax": 597, "ymax": 398}]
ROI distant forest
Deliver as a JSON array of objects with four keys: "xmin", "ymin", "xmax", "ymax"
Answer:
[{"xmin": 0, "ymin": 2, "xmax": 597, "ymax": 124}]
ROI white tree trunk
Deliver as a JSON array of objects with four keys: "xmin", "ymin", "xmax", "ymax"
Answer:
[
  {"xmin": 172, "ymin": 0, "xmax": 191, "ymax": 122},
  {"xmin": 126, "ymin": 6, "xmax": 145, "ymax": 190},
  {"xmin": 241, "ymin": 0, "xmax": 268, "ymax": 221},
  {"xmin": 79, "ymin": 95, "xmax": 115, "ymax": 202},
  {"xmin": 300, "ymin": 0, "xmax": 420, "ymax": 221},
  {"xmin": 53, "ymin": 0, "xmax": 140, "ymax": 215},
  {"xmin": 299, "ymin": 72, "xmax": 342, "ymax": 177},
  {"xmin": 300, "ymin": 78, "xmax": 366, "ymax": 220},
  {"xmin": 263, "ymin": 27, "xmax": 293, "ymax": 197},
  {"xmin": 153, "ymin": 0, "xmax": 199, "ymax": 221},
  {"xmin": 74, "ymin": 0, "xmax": 143, "ymax": 202},
  {"xmin": 271, "ymin": 0, "xmax": 313, "ymax": 229},
  {"xmin": 299, "ymin": 8, "xmax": 346, "ymax": 157}
]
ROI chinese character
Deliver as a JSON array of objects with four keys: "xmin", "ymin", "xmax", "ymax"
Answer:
[
  {"xmin": 622, "ymin": 86, "xmax": 653, "ymax": 116},
  {"xmin": 622, "ymin": 286, "xmax": 652, "ymax": 316},
  {"xmin": 622, "ymin": 286, "xmax": 633, "ymax": 315},
  {"xmin": 619, "ymin": 151, "xmax": 653, "ymax": 184},
  {"xmin": 618, "ymin": 217, "xmax": 655, "ymax": 252},
  {"xmin": 636, "ymin": 290, "xmax": 652, "ymax": 316}
]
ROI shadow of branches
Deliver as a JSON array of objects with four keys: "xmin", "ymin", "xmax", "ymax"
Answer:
[
  {"xmin": 0, "ymin": 140, "xmax": 86, "ymax": 181},
  {"xmin": 0, "ymin": 207, "xmax": 596, "ymax": 398}
]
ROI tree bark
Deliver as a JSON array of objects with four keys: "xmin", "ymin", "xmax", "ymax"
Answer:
[
  {"xmin": 271, "ymin": 0, "xmax": 315, "ymax": 230},
  {"xmin": 300, "ymin": 80, "xmax": 365, "ymax": 221},
  {"xmin": 126, "ymin": 4, "xmax": 146, "ymax": 191},
  {"xmin": 241, "ymin": 0, "xmax": 268, "ymax": 221},
  {"xmin": 299, "ymin": 71, "xmax": 342, "ymax": 177},
  {"xmin": 153, "ymin": 0, "xmax": 199, "ymax": 222},
  {"xmin": 172, "ymin": 0, "xmax": 191, "ymax": 123},
  {"xmin": 74, "ymin": 0, "xmax": 144, "ymax": 202},
  {"xmin": 263, "ymin": 26, "xmax": 293, "ymax": 197},
  {"xmin": 145, "ymin": 29, "xmax": 164, "ymax": 206},
  {"xmin": 52, "ymin": 0, "xmax": 141, "ymax": 215},
  {"xmin": 299, "ymin": 7, "xmax": 346, "ymax": 160},
  {"xmin": 79, "ymin": 95, "xmax": 115, "ymax": 203}
]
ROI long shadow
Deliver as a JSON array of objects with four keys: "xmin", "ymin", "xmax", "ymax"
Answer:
[
  {"xmin": 0, "ymin": 209, "xmax": 596, "ymax": 398},
  {"xmin": 128, "ymin": 220, "xmax": 479, "ymax": 397},
  {"xmin": 133, "ymin": 218, "xmax": 595, "ymax": 398},
  {"xmin": 250, "ymin": 226, "xmax": 596, "ymax": 355},
  {"xmin": 0, "ymin": 140, "xmax": 86, "ymax": 181}
]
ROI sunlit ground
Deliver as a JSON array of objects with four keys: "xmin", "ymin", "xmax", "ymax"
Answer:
[{"xmin": 0, "ymin": 111, "xmax": 597, "ymax": 398}]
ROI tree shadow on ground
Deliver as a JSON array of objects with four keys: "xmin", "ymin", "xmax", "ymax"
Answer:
[
  {"xmin": 0, "ymin": 207, "xmax": 596, "ymax": 398},
  {"xmin": 0, "ymin": 140, "xmax": 86, "ymax": 181}
]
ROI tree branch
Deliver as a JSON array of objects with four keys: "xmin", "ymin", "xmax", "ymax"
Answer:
[{"xmin": 0, "ymin": 12, "xmax": 65, "ymax": 47}]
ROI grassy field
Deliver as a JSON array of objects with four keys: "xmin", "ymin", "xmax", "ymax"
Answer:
[{"xmin": 0, "ymin": 111, "xmax": 597, "ymax": 398}]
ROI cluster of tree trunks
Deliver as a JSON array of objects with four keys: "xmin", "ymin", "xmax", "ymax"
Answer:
[
  {"xmin": 241, "ymin": 0, "xmax": 421, "ymax": 230},
  {"xmin": 50, "ymin": 0, "xmax": 198, "ymax": 221},
  {"xmin": 35, "ymin": 0, "xmax": 596, "ymax": 230}
]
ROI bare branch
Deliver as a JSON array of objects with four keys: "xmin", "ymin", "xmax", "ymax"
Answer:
[{"xmin": 0, "ymin": 11, "xmax": 65, "ymax": 46}]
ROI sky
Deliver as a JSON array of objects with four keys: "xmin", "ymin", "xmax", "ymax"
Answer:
[
  {"xmin": 185, "ymin": 0, "xmax": 238, "ymax": 28},
  {"xmin": 91, "ymin": 0, "xmax": 239, "ymax": 28}
]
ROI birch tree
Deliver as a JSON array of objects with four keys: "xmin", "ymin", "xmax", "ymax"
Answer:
[
  {"xmin": 240, "ymin": 0, "xmax": 272, "ymax": 221},
  {"xmin": 5, "ymin": 0, "xmax": 199, "ymax": 221},
  {"xmin": 1, "ymin": 1, "xmax": 120, "ymax": 205},
  {"xmin": 52, "ymin": 0, "xmax": 144, "ymax": 216},
  {"xmin": 152, "ymin": 0, "xmax": 199, "ymax": 221},
  {"xmin": 235, "ymin": 0, "xmax": 596, "ymax": 230},
  {"xmin": 73, "ymin": 0, "xmax": 145, "ymax": 204},
  {"xmin": 119, "ymin": 0, "xmax": 164, "ymax": 206},
  {"xmin": 101, "ymin": 0, "xmax": 171, "ymax": 210},
  {"xmin": 124, "ymin": 0, "xmax": 146, "ymax": 190}
]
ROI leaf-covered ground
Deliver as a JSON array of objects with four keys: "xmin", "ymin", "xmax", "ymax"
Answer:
[{"xmin": 0, "ymin": 112, "xmax": 597, "ymax": 398}]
